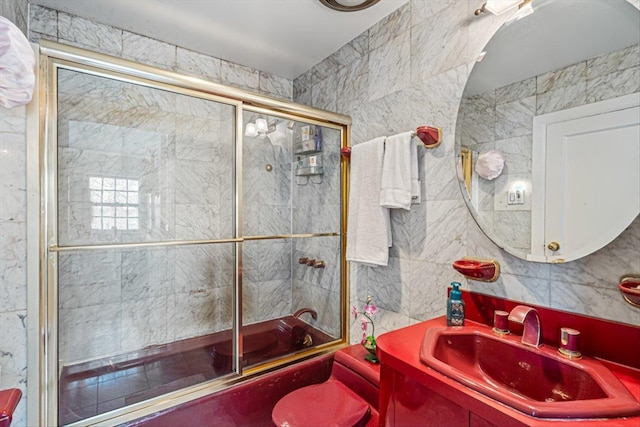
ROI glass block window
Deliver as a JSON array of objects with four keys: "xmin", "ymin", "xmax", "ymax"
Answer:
[{"xmin": 90, "ymin": 177, "xmax": 139, "ymax": 230}]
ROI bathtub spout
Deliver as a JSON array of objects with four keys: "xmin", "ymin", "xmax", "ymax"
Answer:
[{"xmin": 293, "ymin": 308, "xmax": 318, "ymax": 321}]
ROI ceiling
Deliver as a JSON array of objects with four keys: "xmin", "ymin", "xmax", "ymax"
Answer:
[{"xmin": 30, "ymin": 0, "xmax": 409, "ymax": 80}]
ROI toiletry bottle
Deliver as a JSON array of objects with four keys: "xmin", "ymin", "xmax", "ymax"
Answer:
[{"xmin": 447, "ymin": 282, "xmax": 465, "ymax": 326}]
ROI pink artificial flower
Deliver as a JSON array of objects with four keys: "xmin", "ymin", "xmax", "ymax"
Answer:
[
  {"xmin": 351, "ymin": 305, "xmax": 358, "ymax": 319},
  {"xmin": 364, "ymin": 303, "xmax": 377, "ymax": 316},
  {"xmin": 360, "ymin": 317, "xmax": 368, "ymax": 331},
  {"xmin": 361, "ymin": 332, "xmax": 367, "ymax": 344}
]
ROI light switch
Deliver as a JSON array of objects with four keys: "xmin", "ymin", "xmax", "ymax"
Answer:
[{"xmin": 508, "ymin": 189, "xmax": 525, "ymax": 205}]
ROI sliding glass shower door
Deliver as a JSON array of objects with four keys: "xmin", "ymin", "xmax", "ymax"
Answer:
[
  {"xmin": 38, "ymin": 41, "xmax": 349, "ymax": 427},
  {"xmin": 55, "ymin": 68, "xmax": 238, "ymax": 424}
]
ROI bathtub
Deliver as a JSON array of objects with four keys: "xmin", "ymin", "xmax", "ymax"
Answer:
[{"xmin": 58, "ymin": 316, "xmax": 334, "ymax": 425}]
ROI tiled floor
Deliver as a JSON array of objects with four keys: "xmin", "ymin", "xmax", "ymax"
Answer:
[{"xmin": 59, "ymin": 345, "xmax": 224, "ymax": 425}]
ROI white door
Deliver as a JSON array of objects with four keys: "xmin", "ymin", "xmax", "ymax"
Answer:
[{"xmin": 542, "ymin": 104, "xmax": 639, "ymax": 261}]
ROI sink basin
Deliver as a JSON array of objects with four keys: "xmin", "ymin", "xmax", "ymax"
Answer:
[{"xmin": 420, "ymin": 324, "xmax": 640, "ymax": 419}]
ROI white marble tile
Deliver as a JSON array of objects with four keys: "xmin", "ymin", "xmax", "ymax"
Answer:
[
  {"xmin": 0, "ymin": 259, "xmax": 26, "ymax": 312},
  {"xmin": 28, "ymin": 4, "xmax": 57, "ymax": 36},
  {"xmin": 537, "ymin": 62, "xmax": 586, "ymax": 94},
  {"xmin": 310, "ymin": 286, "xmax": 341, "ymax": 338},
  {"xmin": 336, "ymin": 55, "xmax": 369, "ymax": 114},
  {"xmin": 368, "ymin": 30, "xmax": 410, "ymax": 102},
  {"xmin": 495, "ymin": 96, "xmax": 535, "ymax": 139},
  {"xmin": 410, "ymin": 0, "xmax": 457, "ymax": 26},
  {"xmin": 0, "ymin": 105, "xmax": 26, "ymax": 133},
  {"xmin": 122, "ymin": 32, "xmax": 175, "ymax": 69},
  {"xmin": 259, "ymin": 71, "xmax": 293, "ymax": 100},
  {"xmin": 493, "ymin": 210, "xmax": 531, "ymax": 251},
  {"xmin": 410, "ymin": 1, "xmax": 474, "ymax": 83},
  {"xmin": 496, "ymin": 77, "xmax": 536, "ymax": 105},
  {"xmin": 332, "ymin": 31, "xmax": 368, "ymax": 69},
  {"xmin": 220, "ymin": 60, "xmax": 259, "ymax": 91},
  {"xmin": 410, "ymin": 65, "xmax": 469, "ymax": 142},
  {"xmin": 258, "ymin": 279, "xmax": 292, "ymax": 320},
  {"xmin": 459, "ymin": 108, "xmax": 495, "ymax": 147},
  {"xmin": 121, "ymin": 247, "xmax": 174, "ymax": 300},
  {"xmin": 587, "ymin": 43, "xmax": 640, "ymax": 80},
  {"xmin": 366, "ymin": 256, "xmax": 410, "ymax": 316},
  {"xmin": 494, "ymin": 134, "xmax": 532, "ymax": 175},
  {"xmin": 586, "ymin": 66, "xmax": 640, "ymax": 104},
  {"xmin": 260, "ymin": 240, "xmax": 292, "ymax": 282},
  {"xmin": 58, "ymin": 12, "xmax": 123, "ymax": 56},
  {"xmin": 550, "ymin": 280, "xmax": 640, "ymax": 326},
  {"xmin": 369, "ymin": 2, "xmax": 410, "ymax": 51},
  {"xmin": 242, "ymin": 280, "xmax": 260, "ymax": 325},
  {"xmin": 0, "ymin": 221, "xmax": 25, "ymax": 262},
  {"xmin": 0, "ymin": 310, "xmax": 27, "ymax": 375},
  {"xmin": 311, "ymin": 72, "xmax": 338, "ymax": 111},
  {"xmin": 412, "ymin": 199, "xmax": 467, "ymax": 262},
  {"xmin": 466, "ymin": 273, "xmax": 550, "ymax": 308},
  {"xmin": 174, "ymin": 159, "xmax": 218, "ymax": 205},
  {"xmin": 0, "ymin": 132, "xmax": 26, "ymax": 222},
  {"xmin": 408, "ymin": 260, "xmax": 456, "ymax": 321},
  {"xmin": 536, "ymin": 81, "xmax": 587, "ymax": 115},
  {"xmin": 175, "ymin": 203, "xmax": 220, "ymax": 240},
  {"xmin": 121, "ymin": 296, "xmax": 171, "ymax": 351},
  {"xmin": 59, "ymin": 303, "xmax": 122, "ymax": 363},
  {"xmin": 176, "ymin": 47, "xmax": 221, "ymax": 82},
  {"xmin": 423, "ymin": 149, "xmax": 462, "ymax": 202}
]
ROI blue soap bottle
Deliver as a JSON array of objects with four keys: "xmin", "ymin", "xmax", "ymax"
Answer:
[{"xmin": 447, "ymin": 282, "xmax": 465, "ymax": 326}]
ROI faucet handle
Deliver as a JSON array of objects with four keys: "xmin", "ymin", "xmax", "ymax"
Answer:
[
  {"xmin": 492, "ymin": 310, "xmax": 510, "ymax": 335},
  {"xmin": 558, "ymin": 327, "xmax": 582, "ymax": 359}
]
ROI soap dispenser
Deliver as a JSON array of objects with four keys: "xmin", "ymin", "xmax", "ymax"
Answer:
[{"xmin": 447, "ymin": 282, "xmax": 465, "ymax": 326}]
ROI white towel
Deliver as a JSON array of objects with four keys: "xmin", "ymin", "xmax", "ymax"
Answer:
[
  {"xmin": 410, "ymin": 138, "xmax": 421, "ymax": 204},
  {"xmin": 380, "ymin": 131, "xmax": 416, "ymax": 210},
  {"xmin": 346, "ymin": 137, "xmax": 391, "ymax": 267}
]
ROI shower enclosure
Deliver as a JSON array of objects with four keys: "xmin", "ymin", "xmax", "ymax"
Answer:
[{"xmin": 31, "ymin": 41, "xmax": 350, "ymax": 426}]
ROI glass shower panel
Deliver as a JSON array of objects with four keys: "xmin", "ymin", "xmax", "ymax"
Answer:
[
  {"xmin": 241, "ymin": 114, "xmax": 342, "ymax": 370},
  {"xmin": 292, "ymin": 124, "xmax": 341, "ymax": 235},
  {"xmin": 56, "ymin": 68, "xmax": 236, "ymax": 246},
  {"xmin": 55, "ymin": 68, "xmax": 237, "ymax": 425},
  {"xmin": 57, "ymin": 244, "xmax": 235, "ymax": 425}
]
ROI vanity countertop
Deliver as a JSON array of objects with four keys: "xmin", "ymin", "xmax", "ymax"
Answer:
[{"xmin": 377, "ymin": 292, "xmax": 640, "ymax": 427}]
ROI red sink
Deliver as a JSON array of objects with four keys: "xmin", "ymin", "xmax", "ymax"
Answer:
[{"xmin": 420, "ymin": 323, "xmax": 640, "ymax": 419}]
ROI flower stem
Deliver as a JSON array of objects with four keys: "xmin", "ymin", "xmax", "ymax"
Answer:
[{"xmin": 362, "ymin": 312, "xmax": 375, "ymax": 337}]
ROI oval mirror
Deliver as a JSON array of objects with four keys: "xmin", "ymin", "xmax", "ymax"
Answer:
[{"xmin": 455, "ymin": 0, "xmax": 640, "ymax": 263}]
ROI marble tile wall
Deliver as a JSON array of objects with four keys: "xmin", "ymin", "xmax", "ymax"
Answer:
[
  {"xmin": 0, "ymin": 4, "xmax": 296, "ymax": 424},
  {"xmin": 458, "ymin": 42, "xmax": 639, "ymax": 254},
  {"xmin": 294, "ymin": 0, "xmax": 640, "ymax": 345}
]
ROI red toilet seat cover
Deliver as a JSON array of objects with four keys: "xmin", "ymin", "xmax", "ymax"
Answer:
[{"xmin": 272, "ymin": 380, "xmax": 370, "ymax": 427}]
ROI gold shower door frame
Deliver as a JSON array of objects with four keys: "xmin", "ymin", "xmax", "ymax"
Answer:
[{"xmin": 28, "ymin": 40, "xmax": 352, "ymax": 427}]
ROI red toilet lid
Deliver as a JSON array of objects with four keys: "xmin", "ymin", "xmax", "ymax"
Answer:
[{"xmin": 272, "ymin": 380, "xmax": 370, "ymax": 427}]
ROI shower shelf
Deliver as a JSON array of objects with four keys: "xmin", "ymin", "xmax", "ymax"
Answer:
[{"xmin": 295, "ymin": 166, "xmax": 324, "ymax": 176}]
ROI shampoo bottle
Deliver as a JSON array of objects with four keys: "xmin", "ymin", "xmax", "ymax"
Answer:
[{"xmin": 447, "ymin": 282, "xmax": 465, "ymax": 326}]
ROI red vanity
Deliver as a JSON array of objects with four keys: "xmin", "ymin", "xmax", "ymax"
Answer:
[{"xmin": 377, "ymin": 291, "xmax": 640, "ymax": 427}]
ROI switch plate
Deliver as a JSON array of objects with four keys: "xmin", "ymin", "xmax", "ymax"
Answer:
[{"xmin": 508, "ymin": 189, "xmax": 525, "ymax": 205}]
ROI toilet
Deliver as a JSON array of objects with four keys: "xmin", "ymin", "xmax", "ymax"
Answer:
[{"xmin": 272, "ymin": 344, "xmax": 380, "ymax": 427}]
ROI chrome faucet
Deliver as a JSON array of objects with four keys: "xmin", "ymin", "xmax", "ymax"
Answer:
[
  {"xmin": 508, "ymin": 305, "xmax": 542, "ymax": 347},
  {"xmin": 293, "ymin": 308, "xmax": 318, "ymax": 321}
]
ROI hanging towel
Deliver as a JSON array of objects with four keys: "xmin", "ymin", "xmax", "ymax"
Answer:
[
  {"xmin": 380, "ymin": 131, "xmax": 416, "ymax": 210},
  {"xmin": 410, "ymin": 137, "xmax": 421, "ymax": 204},
  {"xmin": 346, "ymin": 137, "xmax": 391, "ymax": 267}
]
